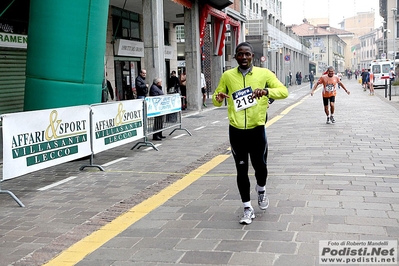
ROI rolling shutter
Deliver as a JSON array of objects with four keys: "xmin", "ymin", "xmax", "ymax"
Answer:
[{"xmin": 0, "ymin": 48, "xmax": 27, "ymax": 116}]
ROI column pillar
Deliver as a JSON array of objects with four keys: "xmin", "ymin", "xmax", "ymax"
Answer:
[
  {"xmin": 143, "ymin": 0, "xmax": 165, "ymax": 90},
  {"xmin": 24, "ymin": 0, "xmax": 109, "ymax": 111},
  {"xmin": 184, "ymin": 1, "xmax": 201, "ymax": 111},
  {"xmin": 262, "ymin": 10, "xmax": 268, "ymax": 69},
  {"xmin": 211, "ymin": 16, "xmax": 223, "ymax": 96}
]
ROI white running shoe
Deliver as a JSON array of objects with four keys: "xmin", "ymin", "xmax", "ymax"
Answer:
[
  {"xmin": 326, "ymin": 117, "xmax": 331, "ymax": 124},
  {"xmin": 257, "ymin": 192, "xmax": 269, "ymax": 210},
  {"xmin": 239, "ymin": 207, "xmax": 255, "ymax": 224}
]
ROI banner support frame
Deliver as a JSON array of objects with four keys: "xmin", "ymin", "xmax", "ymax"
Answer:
[{"xmin": 0, "ymin": 183, "xmax": 25, "ymax": 207}]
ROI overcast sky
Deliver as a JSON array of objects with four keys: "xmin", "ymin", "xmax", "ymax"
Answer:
[{"xmin": 281, "ymin": 0, "xmax": 382, "ymax": 28}]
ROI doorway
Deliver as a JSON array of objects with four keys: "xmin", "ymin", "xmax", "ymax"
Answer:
[{"xmin": 114, "ymin": 59, "xmax": 140, "ymax": 100}]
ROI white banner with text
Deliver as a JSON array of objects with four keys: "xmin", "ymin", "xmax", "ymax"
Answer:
[
  {"xmin": 91, "ymin": 100, "xmax": 144, "ymax": 154},
  {"xmin": 145, "ymin": 94, "xmax": 182, "ymax": 118},
  {"xmin": 2, "ymin": 106, "xmax": 92, "ymax": 180}
]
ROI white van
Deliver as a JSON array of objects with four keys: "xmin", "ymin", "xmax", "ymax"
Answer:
[{"xmin": 370, "ymin": 59, "xmax": 394, "ymax": 87}]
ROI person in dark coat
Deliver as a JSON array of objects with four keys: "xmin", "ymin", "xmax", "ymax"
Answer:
[
  {"xmin": 149, "ymin": 77, "xmax": 165, "ymax": 140},
  {"xmin": 309, "ymin": 71, "xmax": 314, "ymax": 90},
  {"xmin": 168, "ymin": 70, "xmax": 180, "ymax": 94},
  {"xmin": 135, "ymin": 69, "xmax": 149, "ymax": 99},
  {"xmin": 298, "ymin": 71, "xmax": 302, "ymax": 85}
]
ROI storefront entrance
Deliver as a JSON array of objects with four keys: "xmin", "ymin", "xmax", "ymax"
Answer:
[{"xmin": 114, "ymin": 59, "xmax": 140, "ymax": 100}]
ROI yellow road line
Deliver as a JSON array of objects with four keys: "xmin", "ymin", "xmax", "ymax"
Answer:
[
  {"xmin": 43, "ymin": 154, "xmax": 230, "ymax": 266},
  {"xmin": 266, "ymin": 96, "xmax": 308, "ymax": 127}
]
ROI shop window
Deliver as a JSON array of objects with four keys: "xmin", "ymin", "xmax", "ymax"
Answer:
[
  {"xmin": 112, "ymin": 7, "xmax": 140, "ymax": 41},
  {"xmin": 0, "ymin": 0, "xmax": 30, "ymax": 34},
  {"xmin": 164, "ymin": 21, "xmax": 170, "ymax": 46},
  {"xmin": 176, "ymin": 25, "xmax": 185, "ymax": 42}
]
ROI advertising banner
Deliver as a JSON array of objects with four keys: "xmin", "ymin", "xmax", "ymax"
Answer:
[
  {"xmin": 91, "ymin": 100, "xmax": 144, "ymax": 154},
  {"xmin": 145, "ymin": 94, "xmax": 181, "ymax": 118},
  {"xmin": 2, "ymin": 106, "xmax": 91, "ymax": 180}
]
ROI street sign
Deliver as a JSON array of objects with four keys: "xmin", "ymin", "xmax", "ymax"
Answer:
[
  {"xmin": 284, "ymin": 55, "xmax": 290, "ymax": 61},
  {"xmin": 260, "ymin": 56, "xmax": 266, "ymax": 62},
  {"xmin": 270, "ymin": 40, "xmax": 283, "ymax": 50}
]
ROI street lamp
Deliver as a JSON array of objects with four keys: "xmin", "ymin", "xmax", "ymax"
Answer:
[{"xmin": 392, "ymin": 8, "xmax": 397, "ymax": 62}]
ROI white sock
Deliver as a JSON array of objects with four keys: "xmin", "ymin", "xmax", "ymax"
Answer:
[
  {"xmin": 256, "ymin": 184, "xmax": 266, "ymax": 194},
  {"xmin": 243, "ymin": 201, "xmax": 252, "ymax": 208}
]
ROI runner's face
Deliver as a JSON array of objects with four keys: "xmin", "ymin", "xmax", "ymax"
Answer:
[
  {"xmin": 235, "ymin": 46, "xmax": 253, "ymax": 69},
  {"xmin": 327, "ymin": 70, "xmax": 334, "ymax": 77}
]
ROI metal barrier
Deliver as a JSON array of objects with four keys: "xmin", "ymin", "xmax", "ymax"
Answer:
[
  {"xmin": 0, "ymin": 95, "xmax": 191, "ymax": 206},
  {"xmin": 131, "ymin": 94, "xmax": 191, "ymax": 151}
]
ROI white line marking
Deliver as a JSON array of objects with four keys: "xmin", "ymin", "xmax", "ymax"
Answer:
[
  {"xmin": 144, "ymin": 144, "xmax": 161, "ymax": 151},
  {"xmin": 212, "ymin": 121, "xmax": 220, "ymax": 124},
  {"xmin": 38, "ymin": 176, "xmax": 78, "ymax": 191},
  {"xmin": 173, "ymin": 134, "xmax": 186, "ymax": 139},
  {"xmin": 102, "ymin": 157, "xmax": 127, "ymax": 167},
  {"xmin": 194, "ymin": 126, "xmax": 206, "ymax": 130}
]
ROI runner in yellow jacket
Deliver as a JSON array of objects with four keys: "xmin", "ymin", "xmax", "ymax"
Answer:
[{"xmin": 213, "ymin": 42, "xmax": 288, "ymax": 224}]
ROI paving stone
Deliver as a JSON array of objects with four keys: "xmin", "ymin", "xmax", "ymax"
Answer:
[
  {"xmin": 327, "ymin": 224, "xmax": 386, "ymax": 235},
  {"xmin": 179, "ymin": 251, "xmax": 232, "ymax": 265},
  {"xmin": 175, "ymin": 239, "xmax": 220, "ymax": 251},
  {"xmin": 259, "ymin": 241, "xmax": 298, "ymax": 254},
  {"xmin": 215, "ymin": 239, "xmax": 261, "ymax": 252},
  {"xmin": 196, "ymin": 229, "xmax": 246, "ymax": 240},
  {"xmin": 346, "ymin": 216, "xmax": 399, "ymax": 227},
  {"xmin": 128, "ymin": 248, "xmax": 185, "ymax": 263},
  {"xmin": 307, "ymin": 200, "xmax": 340, "ymax": 208},
  {"xmin": 273, "ymin": 254, "xmax": 315, "ymax": 266},
  {"xmin": 244, "ymin": 231, "xmax": 295, "ymax": 242},
  {"xmin": 228, "ymin": 252, "xmax": 275, "ymax": 265},
  {"xmin": 342, "ymin": 202, "xmax": 392, "ymax": 211},
  {"xmin": 325, "ymin": 208, "xmax": 356, "ymax": 216}
]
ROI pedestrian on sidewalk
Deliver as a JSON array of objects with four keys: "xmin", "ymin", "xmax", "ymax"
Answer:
[
  {"xmin": 200, "ymin": 72, "xmax": 207, "ymax": 107},
  {"xmin": 179, "ymin": 70, "xmax": 187, "ymax": 97},
  {"xmin": 310, "ymin": 66, "xmax": 350, "ymax": 124},
  {"xmin": 168, "ymin": 70, "xmax": 180, "ymax": 94},
  {"xmin": 289, "ymin": 70, "xmax": 292, "ymax": 85},
  {"xmin": 149, "ymin": 77, "xmax": 166, "ymax": 141},
  {"xmin": 135, "ymin": 69, "xmax": 149, "ymax": 99},
  {"xmin": 309, "ymin": 71, "xmax": 314, "ymax": 90},
  {"xmin": 361, "ymin": 69, "xmax": 369, "ymax": 91},
  {"xmin": 368, "ymin": 70, "xmax": 375, "ymax": 95},
  {"xmin": 296, "ymin": 71, "xmax": 302, "ymax": 85},
  {"xmin": 389, "ymin": 67, "xmax": 395, "ymax": 84},
  {"xmin": 212, "ymin": 41, "xmax": 288, "ymax": 225}
]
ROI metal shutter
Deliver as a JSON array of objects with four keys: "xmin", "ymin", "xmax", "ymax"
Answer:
[{"xmin": 0, "ymin": 48, "xmax": 27, "ymax": 116}]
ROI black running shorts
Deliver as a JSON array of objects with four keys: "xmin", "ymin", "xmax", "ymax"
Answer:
[{"xmin": 323, "ymin": 96, "xmax": 335, "ymax": 106}]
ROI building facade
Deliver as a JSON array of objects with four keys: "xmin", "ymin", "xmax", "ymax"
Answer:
[
  {"xmin": 338, "ymin": 11, "xmax": 376, "ymax": 70},
  {"xmin": 380, "ymin": 0, "xmax": 398, "ymax": 62},
  {"xmin": 242, "ymin": 0, "xmax": 310, "ymax": 84},
  {"xmin": 291, "ymin": 23, "xmax": 348, "ymax": 76},
  {"xmin": 359, "ymin": 29, "xmax": 380, "ymax": 69}
]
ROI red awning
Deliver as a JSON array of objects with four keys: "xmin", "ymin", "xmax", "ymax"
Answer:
[
  {"xmin": 214, "ymin": 18, "xmax": 227, "ymax": 56},
  {"xmin": 171, "ymin": 0, "xmax": 192, "ymax": 9},
  {"xmin": 207, "ymin": 5, "xmax": 227, "ymax": 20},
  {"xmin": 200, "ymin": 4, "xmax": 241, "ymax": 54},
  {"xmin": 199, "ymin": 4, "xmax": 209, "ymax": 47}
]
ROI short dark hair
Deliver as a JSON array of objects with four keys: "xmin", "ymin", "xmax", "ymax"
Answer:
[{"xmin": 235, "ymin": 42, "xmax": 254, "ymax": 54}]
